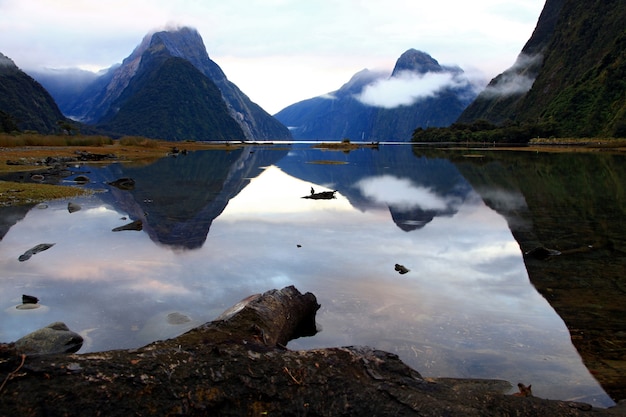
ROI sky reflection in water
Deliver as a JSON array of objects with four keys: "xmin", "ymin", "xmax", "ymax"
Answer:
[{"xmin": 0, "ymin": 145, "xmax": 613, "ymax": 407}]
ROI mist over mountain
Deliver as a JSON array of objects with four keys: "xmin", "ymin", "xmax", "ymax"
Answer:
[
  {"xmin": 274, "ymin": 49, "xmax": 476, "ymax": 141},
  {"xmin": 28, "ymin": 67, "xmax": 103, "ymax": 118},
  {"xmin": 0, "ymin": 52, "xmax": 67, "ymax": 134},
  {"xmin": 458, "ymin": 0, "xmax": 626, "ymax": 137},
  {"xmin": 31, "ymin": 27, "xmax": 291, "ymax": 141}
]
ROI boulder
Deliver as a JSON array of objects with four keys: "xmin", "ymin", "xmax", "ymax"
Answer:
[
  {"xmin": 1, "ymin": 287, "xmax": 623, "ymax": 416},
  {"xmin": 14, "ymin": 322, "xmax": 83, "ymax": 355}
]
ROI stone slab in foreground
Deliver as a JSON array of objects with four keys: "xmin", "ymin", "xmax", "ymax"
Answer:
[{"xmin": 1, "ymin": 286, "xmax": 624, "ymax": 416}]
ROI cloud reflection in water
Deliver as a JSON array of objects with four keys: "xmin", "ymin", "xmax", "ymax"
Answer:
[
  {"xmin": 0, "ymin": 150, "xmax": 613, "ymax": 407},
  {"xmin": 355, "ymin": 174, "xmax": 452, "ymax": 211}
]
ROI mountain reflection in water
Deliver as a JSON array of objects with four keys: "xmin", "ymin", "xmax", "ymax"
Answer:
[{"xmin": 0, "ymin": 144, "xmax": 615, "ymax": 408}]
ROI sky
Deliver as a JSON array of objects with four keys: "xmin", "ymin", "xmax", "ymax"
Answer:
[{"xmin": 0, "ymin": 0, "xmax": 545, "ymax": 114}]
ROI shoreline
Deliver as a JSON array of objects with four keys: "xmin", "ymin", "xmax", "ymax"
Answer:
[
  {"xmin": 0, "ymin": 140, "xmax": 246, "ymax": 206},
  {"xmin": 2, "ymin": 138, "xmax": 625, "ymax": 206}
]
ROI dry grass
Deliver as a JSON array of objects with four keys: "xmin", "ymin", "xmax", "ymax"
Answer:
[
  {"xmin": 0, "ymin": 136, "xmax": 244, "ymax": 172},
  {"xmin": 526, "ymin": 137, "xmax": 626, "ymax": 152},
  {"xmin": 0, "ymin": 134, "xmax": 247, "ymax": 205},
  {"xmin": 0, "ymin": 181, "xmax": 93, "ymax": 206},
  {"xmin": 0, "ymin": 133, "xmax": 113, "ymax": 147},
  {"xmin": 312, "ymin": 140, "xmax": 379, "ymax": 152}
]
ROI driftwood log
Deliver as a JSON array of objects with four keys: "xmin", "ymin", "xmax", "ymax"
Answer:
[{"xmin": 0, "ymin": 286, "xmax": 623, "ymax": 416}]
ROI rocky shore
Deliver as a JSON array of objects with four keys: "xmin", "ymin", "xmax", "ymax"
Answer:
[
  {"xmin": 1, "ymin": 287, "xmax": 625, "ymax": 416},
  {"xmin": 0, "ymin": 140, "xmax": 244, "ymax": 206}
]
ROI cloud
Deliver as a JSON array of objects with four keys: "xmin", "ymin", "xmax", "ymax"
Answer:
[
  {"xmin": 0, "ymin": 53, "xmax": 14, "ymax": 67},
  {"xmin": 480, "ymin": 53, "xmax": 542, "ymax": 97},
  {"xmin": 481, "ymin": 73, "xmax": 535, "ymax": 97},
  {"xmin": 354, "ymin": 175, "xmax": 451, "ymax": 211},
  {"xmin": 355, "ymin": 70, "xmax": 466, "ymax": 108}
]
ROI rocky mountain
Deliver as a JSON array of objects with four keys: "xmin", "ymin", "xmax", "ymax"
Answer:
[
  {"xmin": 274, "ymin": 49, "xmax": 476, "ymax": 141},
  {"xmin": 0, "ymin": 52, "xmax": 67, "ymax": 133},
  {"xmin": 274, "ymin": 69, "xmax": 383, "ymax": 141},
  {"xmin": 96, "ymin": 53, "xmax": 244, "ymax": 141},
  {"xmin": 458, "ymin": 0, "xmax": 626, "ymax": 137},
  {"xmin": 34, "ymin": 27, "xmax": 291, "ymax": 141}
]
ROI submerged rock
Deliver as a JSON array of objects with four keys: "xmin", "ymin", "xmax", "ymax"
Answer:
[
  {"xmin": 18, "ymin": 243, "xmax": 55, "ymax": 262},
  {"xmin": 14, "ymin": 322, "xmax": 83, "ymax": 355},
  {"xmin": 167, "ymin": 312, "xmax": 191, "ymax": 325},
  {"xmin": 112, "ymin": 219, "xmax": 143, "ymax": 232},
  {"xmin": 107, "ymin": 177, "xmax": 135, "ymax": 190},
  {"xmin": 67, "ymin": 202, "xmax": 81, "ymax": 213},
  {"xmin": 15, "ymin": 304, "xmax": 41, "ymax": 310}
]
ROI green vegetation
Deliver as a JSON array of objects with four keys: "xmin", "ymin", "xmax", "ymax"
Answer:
[
  {"xmin": 411, "ymin": 120, "xmax": 559, "ymax": 143},
  {"xmin": 98, "ymin": 56, "xmax": 245, "ymax": 141},
  {"xmin": 457, "ymin": 0, "xmax": 626, "ymax": 139},
  {"xmin": 0, "ymin": 60, "xmax": 68, "ymax": 134},
  {"xmin": 0, "ymin": 110, "xmax": 19, "ymax": 133},
  {"xmin": 0, "ymin": 181, "xmax": 93, "ymax": 206}
]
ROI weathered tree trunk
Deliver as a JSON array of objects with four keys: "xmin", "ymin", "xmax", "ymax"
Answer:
[{"xmin": 0, "ymin": 286, "xmax": 621, "ymax": 416}]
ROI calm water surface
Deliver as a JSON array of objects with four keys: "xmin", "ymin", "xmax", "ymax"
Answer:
[{"xmin": 0, "ymin": 144, "xmax": 614, "ymax": 407}]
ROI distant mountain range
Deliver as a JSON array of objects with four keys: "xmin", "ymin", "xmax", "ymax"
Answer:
[
  {"xmin": 458, "ymin": 0, "xmax": 626, "ymax": 138},
  {"xmin": 29, "ymin": 27, "xmax": 291, "ymax": 141},
  {"xmin": 274, "ymin": 49, "xmax": 477, "ymax": 141},
  {"xmin": 5, "ymin": 0, "xmax": 624, "ymax": 142}
]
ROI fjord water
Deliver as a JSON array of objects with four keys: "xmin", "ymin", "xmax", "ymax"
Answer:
[{"xmin": 0, "ymin": 144, "xmax": 616, "ymax": 407}]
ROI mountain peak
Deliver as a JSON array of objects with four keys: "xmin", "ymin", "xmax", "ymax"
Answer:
[
  {"xmin": 392, "ymin": 49, "xmax": 442, "ymax": 76},
  {"xmin": 45, "ymin": 25, "xmax": 290, "ymax": 140},
  {"xmin": 337, "ymin": 68, "xmax": 387, "ymax": 95},
  {"xmin": 148, "ymin": 26, "xmax": 209, "ymax": 65},
  {"xmin": 0, "ymin": 52, "xmax": 17, "ymax": 69},
  {"xmin": 0, "ymin": 52, "xmax": 19, "ymax": 76},
  {"xmin": 275, "ymin": 48, "xmax": 475, "ymax": 141},
  {"xmin": 123, "ymin": 26, "xmax": 209, "ymax": 74}
]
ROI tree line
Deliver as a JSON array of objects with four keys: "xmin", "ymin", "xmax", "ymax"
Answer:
[{"xmin": 411, "ymin": 119, "xmax": 560, "ymax": 143}]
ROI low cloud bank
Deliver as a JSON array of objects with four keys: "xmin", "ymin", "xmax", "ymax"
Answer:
[
  {"xmin": 0, "ymin": 53, "xmax": 15, "ymax": 67},
  {"xmin": 480, "ymin": 53, "xmax": 542, "ymax": 97},
  {"xmin": 355, "ymin": 70, "xmax": 468, "ymax": 109}
]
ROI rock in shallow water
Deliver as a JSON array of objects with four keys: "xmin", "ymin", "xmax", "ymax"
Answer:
[
  {"xmin": 18, "ymin": 243, "xmax": 55, "ymax": 262},
  {"xmin": 67, "ymin": 202, "xmax": 81, "ymax": 213},
  {"xmin": 14, "ymin": 322, "xmax": 83, "ymax": 355},
  {"xmin": 112, "ymin": 219, "xmax": 143, "ymax": 232},
  {"xmin": 167, "ymin": 312, "xmax": 191, "ymax": 325},
  {"xmin": 107, "ymin": 177, "xmax": 135, "ymax": 190}
]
